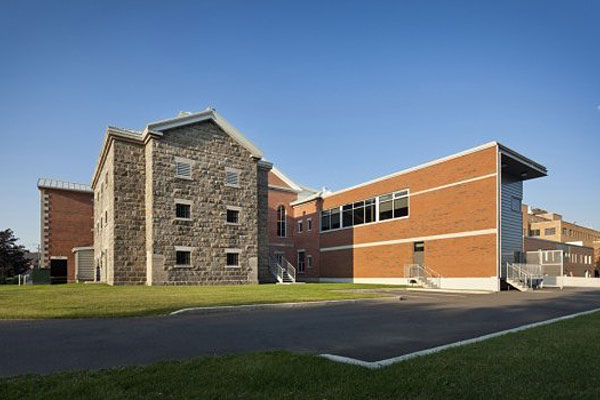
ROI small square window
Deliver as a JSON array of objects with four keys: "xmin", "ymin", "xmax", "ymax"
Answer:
[
  {"xmin": 176, "ymin": 251, "xmax": 191, "ymax": 266},
  {"xmin": 226, "ymin": 252, "xmax": 239, "ymax": 267},
  {"xmin": 225, "ymin": 167, "xmax": 241, "ymax": 187},
  {"xmin": 511, "ymin": 197, "xmax": 521, "ymax": 212},
  {"xmin": 176, "ymin": 203, "xmax": 191, "ymax": 219},
  {"xmin": 227, "ymin": 208, "xmax": 240, "ymax": 224}
]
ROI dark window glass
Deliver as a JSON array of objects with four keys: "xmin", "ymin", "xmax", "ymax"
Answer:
[
  {"xmin": 353, "ymin": 205, "xmax": 364, "ymax": 225},
  {"xmin": 379, "ymin": 199, "xmax": 393, "ymax": 220},
  {"xmin": 226, "ymin": 252, "xmax": 239, "ymax": 266},
  {"xmin": 176, "ymin": 251, "xmax": 191, "ymax": 266},
  {"xmin": 176, "ymin": 203, "xmax": 191, "ymax": 219},
  {"xmin": 307, "ymin": 219, "xmax": 312, "ymax": 231},
  {"xmin": 297, "ymin": 251, "xmax": 305, "ymax": 273},
  {"xmin": 365, "ymin": 202, "xmax": 375, "ymax": 223},
  {"xmin": 331, "ymin": 209, "xmax": 341, "ymax": 229},
  {"xmin": 321, "ymin": 210, "xmax": 331, "ymax": 231},
  {"xmin": 394, "ymin": 196, "xmax": 408, "ymax": 218},
  {"xmin": 227, "ymin": 209, "xmax": 239, "ymax": 224},
  {"xmin": 342, "ymin": 205, "xmax": 353, "ymax": 227},
  {"xmin": 277, "ymin": 206, "xmax": 286, "ymax": 237}
]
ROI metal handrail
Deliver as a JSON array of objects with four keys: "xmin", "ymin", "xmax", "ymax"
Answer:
[
  {"xmin": 269, "ymin": 255, "xmax": 296, "ymax": 283},
  {"xmin": 404, "ymin": 264, "xmax": 441, "ymax": 288}
]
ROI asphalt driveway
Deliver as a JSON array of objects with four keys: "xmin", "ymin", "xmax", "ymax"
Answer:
[{"xmin": 2, "ymin": 287, "xmax": 600, "ymax": 377}]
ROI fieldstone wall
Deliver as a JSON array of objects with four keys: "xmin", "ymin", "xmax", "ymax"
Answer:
[
  {"xmin": 257, "ymin": 163, "xmax": 274, "ymax": 282},
  {"xmin": 93, "ymin": 144, "xmax": 115, "ymax": 284},
  {"xmin": 149, "ymin": 120, "xmax": 261, "ymax": 285},
  {"xmin": 112, "ymin": 140, "xmax": 147, "ymax": 285}
]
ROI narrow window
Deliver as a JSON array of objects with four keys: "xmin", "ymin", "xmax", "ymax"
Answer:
[
  {"xmin": 297, "ymin": 220, "xmax": 303, "ymax": 233},
  {"xmin": 297, "ymin": 251, "xmax": 306, "ymax": 273},
  {"xmin": 342, "ymin": 204, "xmax": 353, "ymax": 227},
  {"xmin": 277, "ymin": 205, "xmax": 286, "ymax": 237},
  {"xmin": 353, "ymin": 201, "xmax": 365, "ymax": 225},
  {"xmin": 321, "ymin": 210, "xmax": 331, "ymax": 232},
  {"xmin": 225, "ymin": 167, "xmax": 241, "ymax": 187},
  {"xmin": 307, "ymin": 218, "xmax": 312, "ymax": 232},
  {"xmin": 331, "ymin": 208, "xmax": 341, "ymax": 229},
  {"xmin": 176, "ymin": 250, "xmax": 191, "ymax": 267},
  {"xmin": 511, "ymin": 197, "xmax": 521, "ymax": 212},
  {"xmin": 176, "ymin": 203, "xmax": 191, "ymax": 219},
  {"xmin": 379, "ymin": 194, "xmax": 393, "ymax": 221},
  {"xmin": 365, "ymin": 198, "xmax": 376, "ymax": 223},
  {"xmin": 393, "ymin": 190, "xmax": 409, "ymax": 218},
  {"xmin": 307, "ymin": 255, "xmax": 313, "ymax": 268},
  {"xmin": 226, "ymin": 208, "xmax": 240, "ymax": 224},
  {"xmin": 175, "ymin": 159, "xmax": 192, "ymax": 179}
]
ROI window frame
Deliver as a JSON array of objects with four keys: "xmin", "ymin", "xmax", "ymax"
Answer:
[
  {"xmin": 297, "ymin": 250, "xmax": 306, "ymax": 274},
  {"xmin": 277, "ymin": 205, "xmax": 287, "ymax": 238},
  {"xmin": 320, "ymin": 189, "xmax": 409, "ymax": 233},
  {"xmin": 225, "ymin": 167, "xmax": 241, "ymax": 188},
  {"xmin": 225, "ymin": 248, "xmax": 241, "ymax": 268},
  {"xmin": 226, "ymin": 206, "xmax": 241, "ymax": 225},
  {"xmin": 175, "ymin": 157, "xmax": 193, "ymax": 180},
  {"xmin": 307, "ymin": 218, "xmax": 312, "ymax": 232},
  {"xmin": 174, "ymin": 246, "xmax": 193, "ymax": 268},
  {"xmin": 306, "ymin": 254, "xmax": 313, "ymax": 268},
  {"xmin": 297, "ymin": 220, "xmax": 303, "ymax": 233},
  {"xmin": 174, "ymin": 199, "xmax": 193, "ymax": 221}
]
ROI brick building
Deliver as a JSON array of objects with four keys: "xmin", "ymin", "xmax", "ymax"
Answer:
[
  {"xmin": 91, "ymin": 109, "xmax": 271, "ymax": 285},
  {"xmin": 41, "ymin": 109, "xmax": 554, "ymax": 291},
  {"xmin": 524, "ymin": 237, "xmax": 595, "ymax": 277},
  {"xmin": 522, "ymin": 205, "xmax": 600, "ymax": 264},
  {"xmin": 269, "ymin": 142, "xmax": 547, "ymax": 291},
  {"xmin": 37, "ymin": 178, "xmax": 94, "ymax": 283}
]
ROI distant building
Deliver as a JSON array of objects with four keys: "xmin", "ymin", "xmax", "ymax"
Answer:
[
  {"xmin": 524, "ymin": 237, "xmax": 595, "ymax": 277},
  {"xmin": 522, "ymin": 204, "xmax": 600, "ymax": 264},
  {"xmin": 37, "ymin": 178, "xmax": 94, "ymax": 283}
]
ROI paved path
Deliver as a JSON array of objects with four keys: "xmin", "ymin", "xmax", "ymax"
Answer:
[{"xmin": 2, "ymin": 288, "xmax": 600, "ymax": 377}]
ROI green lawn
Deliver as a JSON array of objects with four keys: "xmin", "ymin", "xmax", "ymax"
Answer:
[
  {"xmin": 2, "ymin": 310, "xmax": 599, "ymax": 399},
  {"xmin": 0, "ymin": 283, "xmax": 398, "ymax": 319}
]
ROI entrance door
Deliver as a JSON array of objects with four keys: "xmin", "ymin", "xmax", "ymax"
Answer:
[
  {"xmin": 413, "ymin": 242, "xmax": 425, "ymax": 266},
  {"xmin": 50, "ymin": 259, "xmax": 68, "ymax": 284}
]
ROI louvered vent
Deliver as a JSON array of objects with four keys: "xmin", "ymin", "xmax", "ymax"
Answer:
[
  {"xmin": 176, "ymin": 161, "xmax": 192, "ymax": 178},
  {"xmin": 225, "ymin": 169, "xmax": 240, "ymax": 187}
]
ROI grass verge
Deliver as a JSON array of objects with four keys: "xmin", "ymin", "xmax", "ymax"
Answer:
[
  {"xmin": 2, "ymin": 310, "xmax": 599, "ymax": 399},
  {"xmin": 0, "ymin": 283, "xmax": 398, "ymax": 319}
]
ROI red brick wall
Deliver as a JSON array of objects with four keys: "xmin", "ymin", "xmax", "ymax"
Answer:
[
  {"xmin": 267, "ymin": 171, "xmax": 298, "ymax": 268},
  {"xmin": 43, "ymin": 188, "xmax": 94, "ymax": 282},
  {"xmin": 292, "ymin": 200, "xmax": 321, "ymax": 280},
  {"xmin": 318, "ymin": 146, "xmax": 499, "ymax": 279}
]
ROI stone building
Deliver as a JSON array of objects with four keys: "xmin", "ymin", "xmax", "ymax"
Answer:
[{"xmin": 91, "ymin": 109, "xmax": 272, "ymax": 285}]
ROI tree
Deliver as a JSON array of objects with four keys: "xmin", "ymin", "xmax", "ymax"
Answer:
[{"xmin": 0, "ymin": 229, "xmax": 29, "ymax": 279}]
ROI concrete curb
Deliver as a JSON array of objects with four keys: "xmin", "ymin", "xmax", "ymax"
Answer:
[
  {"xmin": 169, "ymin": 296, "xmax": 400, "ymax": 316},
  {"xmin": 404, "ymin": 288, "xmax": 492, "ymax": 295},
  {"xmin": 321, "ymin": 306, "xmax": 600, "ymax": 369}
]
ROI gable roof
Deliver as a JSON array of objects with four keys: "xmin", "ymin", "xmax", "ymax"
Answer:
[
  {"xmin": 143, "ymin": 108, "xmax": 263, "ymax": 159},
  {"xmin": 91, "ymin": 108, "xmax": 265, "ymax": 188}
]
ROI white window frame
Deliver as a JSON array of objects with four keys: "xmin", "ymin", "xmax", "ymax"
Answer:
[
  {"xmin": 175, "ymin": 157, "xmax": 193, "ymax": 180},
  {"xmin": 307, "ymin": 254, "xmax": 313, "ymax": 268},
  {"xmin": 174, "ymin": 199, "xmax": 193, "ymax": 221},
  {"xmin": 277, "ymin": 205, "xmax": 286, "ymax": 238},
  {"xmin": 225, "ymin": 248, "xmax": 241, "ymax": 268},
  {"xmin": 225, "ymin": 167, "xmax": 241, "ymax": 188},
  {"xmin": 307, "ymin": 218, "xmax": 312, "ymax": 232},
  {"xmin": 297, "ymin": 220, "xmax": 303, "ymax": 233},
  {"xmin": 174, "ymin": 246, "xmax": 194, "ymax": 268},
  {"xmin": 226, "ymin": 206, "xmax": 242, "ymax": 225}
]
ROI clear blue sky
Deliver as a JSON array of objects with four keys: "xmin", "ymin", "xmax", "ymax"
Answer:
[{"xmin": 1, "ymin": 0, "xmax": 598, "ymax": 250}]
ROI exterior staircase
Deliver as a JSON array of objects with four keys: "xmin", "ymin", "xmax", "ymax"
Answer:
[
  {"xmin": 405, "ymin": 264, "xmax": 442, "ymax": 289},
  {"xmin": 506, "ymin": 263, "xmax": 543, "ymax": 292},
  {"xmin": 269, "ymin": 255, "xmax": 296, "ymax": 284}
]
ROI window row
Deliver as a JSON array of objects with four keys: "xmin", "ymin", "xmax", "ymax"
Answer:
[
  {"xmin": 175, "ymin": 247, "xmax": 241, "ymax": 268},
  {"xmin": 321, "ymin": 190, "xmax": 409, "ymax": 232},
  {"xmin": 175, "ymin": 200, "xmax": 240, "ymax": 224},
  {"xmin": 175, "ymin": 158, "xmax": 241, "ymax": 188}
]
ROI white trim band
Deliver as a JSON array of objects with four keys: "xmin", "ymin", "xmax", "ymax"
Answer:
[{"xmin": 320, "ymin": 228, "xmax": 497, "ymax": 252}]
